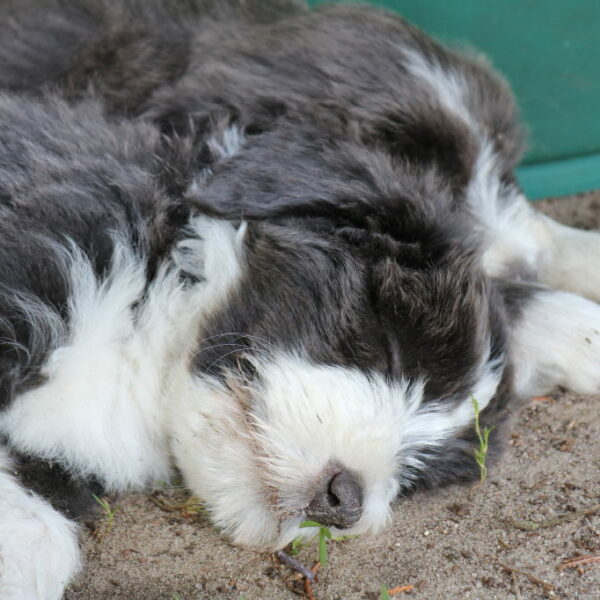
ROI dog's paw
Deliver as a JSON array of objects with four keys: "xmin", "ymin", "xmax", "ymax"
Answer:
[
  {"xmin": 174, "ymin": 216, "xmax": 246, "ymax": 310},
  {"xmin": 0, "ymin": 453, "xmax": 81, "ymax": 600},
  {"xmin": 512, "ymin": 289, "xmax": 600, "ymax": 396}
]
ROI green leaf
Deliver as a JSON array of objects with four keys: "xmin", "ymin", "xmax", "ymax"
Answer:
[
  {"xmin": 380, "ymin": 584, "xmax": 391, "ymax": 600},
  {"xmin": 299, "ymin": 520, "xmax": 322, "ymax": 528},
  {"xmin": 318, "ymin": 530, "xmax": 329, "ymax": 567},
  {"xmin": 290, "ymin": 537, "xmax": 303, "ymax": 555},
  {"xmin": 332, "ymin": 533, "xmax": 358, "ymax": 542}
]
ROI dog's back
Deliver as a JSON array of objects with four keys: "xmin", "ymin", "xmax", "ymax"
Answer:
[{"xmin": 0, "ymin": 0, "xmax": 304, "ymax": 112}]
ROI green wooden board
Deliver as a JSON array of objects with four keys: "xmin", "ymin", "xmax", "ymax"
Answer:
[{"xmin": 308, "ymin": 1, "xmax": 600, "ymax": 198}]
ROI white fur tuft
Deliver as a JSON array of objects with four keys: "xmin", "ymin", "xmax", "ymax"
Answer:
[
  {"xmin": 187, "ymin": 125, "xmax": 245, "ymax": 194},
  {"xmin": 0, "ymin": 217, "xmax": 245, "ymax": 491},
  {"xmin": 465, "ymin": 142, "xmax": 549, "ymax": 280},
  {"xmin": 402, "ymin": 48, "xmax": 477, "ymax": 132},
  {"xmin": 0, "ymin": 449, "xmax": 81, "ymax": 600}
]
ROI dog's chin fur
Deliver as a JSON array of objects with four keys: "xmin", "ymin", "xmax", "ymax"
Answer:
[{"xmin": 0, "ymin": 1, "xmax": 599, "ymax": 598}]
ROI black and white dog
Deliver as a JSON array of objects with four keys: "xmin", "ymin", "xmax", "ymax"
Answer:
[{"xmin": 0, "ymin": 1, "xmax": 599, "ymax": 597}]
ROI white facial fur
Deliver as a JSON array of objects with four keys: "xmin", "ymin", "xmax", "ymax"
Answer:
[{"xmin": 168, "ymin": 352, "xmax": 501, "ymax": 549}]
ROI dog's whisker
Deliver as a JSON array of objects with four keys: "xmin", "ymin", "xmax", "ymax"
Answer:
[
  {"xmin": 202, "ymin": 346, "xmax": 273, "ymax": 374},
  {"xmin": 197, "ymin": 331, "xmax": 273, "ymax": 348},
  {"xmin": 194, "ymin": 342, "xmax": 250, "ymax": 355}
]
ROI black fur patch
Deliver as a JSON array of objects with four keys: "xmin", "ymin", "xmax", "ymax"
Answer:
[{"xmin": 11, "ymin": 452, "xmax": 105, "ymax": 521}]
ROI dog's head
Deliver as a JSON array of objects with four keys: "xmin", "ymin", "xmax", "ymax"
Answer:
[{"xmin": 164, "ymin": 116, "xmax": 508, "ymax": 549}]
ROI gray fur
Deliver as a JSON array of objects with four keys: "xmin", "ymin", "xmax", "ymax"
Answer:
[{"xmin": 0, "ymin": 3, "xmax": 593, "ymax": 597}]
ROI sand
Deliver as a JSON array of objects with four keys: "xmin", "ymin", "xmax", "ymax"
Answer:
[{"xmin": 64, "ymin": 192, "xmax": 600, "ymax": 600}]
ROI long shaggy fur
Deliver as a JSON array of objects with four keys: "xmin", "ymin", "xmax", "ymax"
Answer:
[{"xmin": 0, "ymin": 2, "xmax": 598, "ymax": 598}]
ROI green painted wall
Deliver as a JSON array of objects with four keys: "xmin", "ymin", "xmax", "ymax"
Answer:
[{"xmin": 308, "ymin": 1, "xmax": 600, "ymax": 198}]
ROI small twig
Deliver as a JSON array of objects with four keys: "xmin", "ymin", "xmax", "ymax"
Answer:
[
  {"xmin": 149, "ymin": 493, "xmax": 179, "ymax": 512},
  {"xmin": 469, "ymin": 479, "xmax": 484, "ymax": 495},
  {"xmin": 388, "ymin": 584, "xmax": 414, "ymax": 595},
  {"xmin": 498, "ymin": 562, "xmax": 554, "ymax": 592},
  {"xmin": 558, "ymin": 554, "xmax": 600, "ymax": 570},
  {"xmin": 303, "ymin": 577, "xmax": 316, "ymax": 600},
  {"xmin": 149, "ymin": 494, "xmax": 182, "ymax": 512},
  {"xmin": 511, "ymin": 572, "xmax": 523, "ymax": 600},
  {"xmin": 500, "ymin": 516, "xmax": 544, "ymax": 531},
  {"xmin": 499, "ymin": 503, "xmax": 600, "ymax": 531},
  {"xmin": 497, "ymin": 537, "xmax": 512, "ymax": 550},
  {"xmin": 148, "ymin": 492, "xmax": 204, "ymax": 516},
  {"xmin": 276, "ymin": 550, "xmax": 315, "ymax": 583}
]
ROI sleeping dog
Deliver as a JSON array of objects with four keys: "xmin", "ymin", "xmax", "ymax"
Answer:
[{"xmin": 0, "ymin": 1, "xmax": 599, "ymax": 598}]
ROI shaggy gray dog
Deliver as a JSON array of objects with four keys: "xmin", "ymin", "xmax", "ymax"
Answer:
[{"xmin": 0, "ymin": 2, "xmax": 599, "ymax": 597}]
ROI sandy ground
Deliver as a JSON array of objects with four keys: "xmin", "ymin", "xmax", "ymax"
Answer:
[{"xmin": 65, "ymin": 193, "xmax": 600, "ymax": 600}]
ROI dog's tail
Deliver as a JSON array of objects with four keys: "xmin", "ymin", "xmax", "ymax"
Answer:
[{"xmin": 0, "ymin": 0, "xmax": 305, "ymax": 115}]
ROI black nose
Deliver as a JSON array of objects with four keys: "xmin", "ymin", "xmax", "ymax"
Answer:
[{"xmin": 305, "ymin": 471, "xmax": 363, "ymax": 529}]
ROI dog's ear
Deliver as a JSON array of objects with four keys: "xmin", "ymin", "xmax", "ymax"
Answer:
[
  {"xmin": 151, "ymin": 94, "xmax": 291, "ymax": 201},
  {"xmin": 184, "ymin": 113, "xmax": 460, "ymax": 231}
]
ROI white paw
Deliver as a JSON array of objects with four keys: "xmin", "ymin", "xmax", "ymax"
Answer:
[
  {"xmin": 513, "ymin": 290, "xmax": 600, "ymax": 396},
  {"xmin": 0, "ymin": 455, "xmax": 81, "ymax": 600},
  {"xmin": 175, "ymin": 216, "xmax": 246, "ymax": 309}
]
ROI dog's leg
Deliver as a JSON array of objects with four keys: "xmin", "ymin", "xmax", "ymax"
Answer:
[
  {"xmin": 487, "ymin": 193, "xmax": 600, "ymax": 300},
  {"xmin": 533, "ymin": 213, "xmax": 600, "ymax": 301},
  {"xmin": 0, "ymin": 449, "xmax": 80, "ymax": 600},
  {"xmin": 502, "ymin": 282, "xmax": 600, "ymax": 397},
  {"xmin": 469, "ymin": 158, "xmax": 600, "ymax": 301}
]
